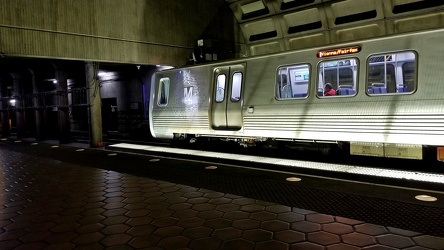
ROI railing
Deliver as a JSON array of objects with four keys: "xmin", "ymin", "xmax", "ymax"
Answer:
[{"xmin": 0, "ymin": 87, "xmax": 89, "ymax": 111}]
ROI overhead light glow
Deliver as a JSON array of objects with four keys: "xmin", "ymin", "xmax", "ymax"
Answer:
[
  {"xmin": 156, "ymin": 65, "xmax": 174, "ymax": 70},
  {"xmin": 415, "ymin": 195, "xmax": 437, "ymax": 202},
  {"xmin": 286, "ymin": 177, "xmax": 302, "ymax": 182}
]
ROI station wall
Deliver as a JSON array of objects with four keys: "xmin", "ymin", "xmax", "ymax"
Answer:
[{"xmin": 0, "ymin": 0, "xmax": 238, "ymax": 67}]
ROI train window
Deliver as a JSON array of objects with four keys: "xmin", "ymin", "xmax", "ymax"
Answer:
[
  {"xmin": 276, "ymin": 64, "xmax": 310, "ymax": 100},
  {"xmin": 157, "ymin": 77, "xmax": 170, "ymax": 106},
  {"xmin": 318, "ymin": 59, "xmax": 358, "ymax": 97},
  {"xmin": 367, "ymin": 51, "xmax": 416, "ymax": 95},
  {"xmin": 215, "ymin": 74, "xmax": 226, "ymax": 103},
  {"xmin": 231, "ymin": 72, "xmax": 242, "ymax": 102}
]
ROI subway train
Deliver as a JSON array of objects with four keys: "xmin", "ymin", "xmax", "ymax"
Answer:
[{"xmin": 149, "ymin": 28, "xmax": 444, "ymax": 162}]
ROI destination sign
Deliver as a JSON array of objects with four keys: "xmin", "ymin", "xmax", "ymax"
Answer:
[{"xmin": 317, "ymin": 46, "xmax": 361, "ymax": 58}]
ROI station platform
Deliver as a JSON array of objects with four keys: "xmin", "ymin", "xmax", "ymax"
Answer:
[{"xmin": 1, "ymin": 139, "xmax": 444, "ymax": 250}]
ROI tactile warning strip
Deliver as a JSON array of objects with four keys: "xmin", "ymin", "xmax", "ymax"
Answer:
[{"xmin": 110, "ymin": 143, "xmax": 444, "ymax": 184}]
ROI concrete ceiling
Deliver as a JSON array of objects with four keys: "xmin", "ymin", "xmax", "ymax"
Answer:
[{"xmin": 226, "ymin": 0, "xmax": 444, "ymax": 57}]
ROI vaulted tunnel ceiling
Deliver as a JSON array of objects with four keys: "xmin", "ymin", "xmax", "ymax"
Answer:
[{"xmin": 226, "ymin": 0, "xmax": 444, "ymax": 57}]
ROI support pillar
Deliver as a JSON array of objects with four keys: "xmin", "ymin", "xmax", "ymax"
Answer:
[
  {"xmin": 0, "ymin": 76, "xmax": 11, "ymax": 137},
  {"xmin": 11, "ymin": 73, "xmax": 25, "ymax": 139},
  {"xmin": 85, "ymin": 61, "xmax": 103, "ymax": 148},
  {"xmin": 55, "ymin": 69, "xmax": 71, "ymax": 143},
  {"xmin": 29, "ymin": 69, "xmax": 45, "ymax": 140}
]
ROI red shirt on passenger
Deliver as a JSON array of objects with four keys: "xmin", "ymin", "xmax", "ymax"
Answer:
[{"xmin": 324, "ymin": 89, "xmax": 336, "ymax": 96}]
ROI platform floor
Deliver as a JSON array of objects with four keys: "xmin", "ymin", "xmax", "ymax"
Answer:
[{"xmin": 1, "ymin": 140, "xmax": 444, "ymax": 250}]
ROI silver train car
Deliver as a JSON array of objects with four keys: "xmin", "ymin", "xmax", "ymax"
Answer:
[{"xmin": 149, "ymin": 28, "xmax": 444, "ymax": 161}]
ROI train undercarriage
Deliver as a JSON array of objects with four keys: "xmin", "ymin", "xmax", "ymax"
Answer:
[{"xmin": 171, "ymin": 133, "xmax": 444, "ymax": 165}]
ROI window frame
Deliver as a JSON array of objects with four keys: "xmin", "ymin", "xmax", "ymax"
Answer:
[
  {"xmin": 215, "ymin": 74, "xmax": 227, "ymax": 103},
  {"xmin": 366, "ymin": 50, "xmax": 417, "ymax": 96},
  {"xmin": 230, "ymin": 72, "xmax": 243, "ymax": 102},
  {"xmin": 275, "ymin": 63, "xmax": 311, "ymax": 100},
  {"xmin": 317, "ymin": 57, "xmax": 359, "ymax": 98},
  {"xmin": 157, "ymin": 77, "xmax": 170, "ymax": 106}
]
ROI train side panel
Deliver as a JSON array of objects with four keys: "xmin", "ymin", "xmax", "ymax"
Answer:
[
  {"xmin": 150, "ymin": 28, "xmax": 444, "ymax": 159},
  {"xmin": 238, "ymin": 28, "xmax": 444, "ymax": 147},
  {"xmin": 150, "ymin": 66, "xmax": 213, "ymax": 139}
]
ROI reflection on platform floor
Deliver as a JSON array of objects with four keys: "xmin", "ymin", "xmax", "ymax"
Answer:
[
  {"xmin": 1, "ymin": 141, "xmax": 444, "ymax": 249},
  {"xmin": 110, "ymin": 143, "xmax": 444, "ymax": 185}
]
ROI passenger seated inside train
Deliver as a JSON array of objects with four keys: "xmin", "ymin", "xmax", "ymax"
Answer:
[{"xmin": 323, "ymin": 83, "xmax": 336, "ymax": 96}]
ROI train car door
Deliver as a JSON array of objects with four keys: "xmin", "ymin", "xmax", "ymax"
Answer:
[{"xmin": 210, "ymin": 64, "xmax": 245, "ymax": 130}]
